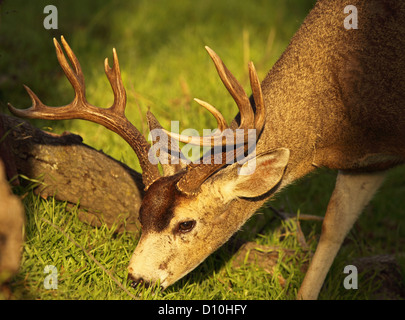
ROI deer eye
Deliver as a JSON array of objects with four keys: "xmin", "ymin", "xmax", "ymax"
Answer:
[{"xmin": 177, "ymin": 220, "xmax": 196, "ymax": 233}]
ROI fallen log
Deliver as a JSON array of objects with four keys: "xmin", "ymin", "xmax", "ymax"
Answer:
[{"xmin": 0, "ymin": 114, "xmax": 144, "ymax": 232}]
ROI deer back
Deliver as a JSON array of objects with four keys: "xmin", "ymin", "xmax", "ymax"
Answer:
[{"xmin": 257, "ymin": 0, "xmax": 405, "ymax": 182}]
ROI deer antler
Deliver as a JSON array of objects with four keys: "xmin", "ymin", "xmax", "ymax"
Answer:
[
  {"xmin": 166, "ymin": 47, "xmax": 266, "ymax": 195},
  {"xmin": 162, "ymin": 46, "xmax": 265, "ymax": 147},
  {"xmin": 8, "ymin": 36, "xmax": 160, "ymax": 189}
]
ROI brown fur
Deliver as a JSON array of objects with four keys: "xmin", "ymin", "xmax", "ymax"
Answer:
[
  {"xmin": 258, "ymin": 0, "xmax": 405, "ymax": 179},
  {"xmin": 11, "ymin": 0, "xmax": 404, "ymax": 299},
  {"xmin": 139, "ymin": 172, "xmax": 186, "ymax": 233},
  {"xmin": 129, "ymin": 0, "xmax": 405, "ymax": 296}
]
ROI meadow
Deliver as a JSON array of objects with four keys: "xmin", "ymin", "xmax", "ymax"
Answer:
[{"xmin": 1, "ymin": 0, "xmax": 404, "ymax": 299}]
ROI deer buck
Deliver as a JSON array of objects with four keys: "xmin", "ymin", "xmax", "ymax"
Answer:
[{"xmin": 8, "ymin": 0, "xmax": 405, "ymax": 299}]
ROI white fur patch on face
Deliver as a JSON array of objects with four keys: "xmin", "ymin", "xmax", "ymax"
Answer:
[
  {"xmin": 128, "ymin": 231, "xmax": 203, "ymax": 288},
  {"xmin": 128, "ymin": 198, "xmax": 226, "ymax": 288},
  {"xmin": 128, "ymin": 232, "xmax": 173, "ymax": 286}
]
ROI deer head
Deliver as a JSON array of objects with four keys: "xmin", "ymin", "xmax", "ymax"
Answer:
[
  {"xmin": 128, "ymin": 147, "xmax": 289, "ymax": 288},
  {"xmin": 8, "ymin": 36, "xmax": 290, "ymax": 289}
]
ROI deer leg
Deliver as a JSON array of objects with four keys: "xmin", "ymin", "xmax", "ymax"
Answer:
[{"xmin": 297, "ymin": 170, "xmax": 387, "ymax": 300}]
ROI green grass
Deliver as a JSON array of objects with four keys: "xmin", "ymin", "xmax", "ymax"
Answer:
[
  {"xmin": 1, "ymin": 0, "xmax": 404, "ymax": 300},
  {"xmin": 8, "ymin": 190, "xmax": 137, "ymax": 300},
  {"xmin": 9, "ymin": 183, "xmax": 314, "ymax": 300}
]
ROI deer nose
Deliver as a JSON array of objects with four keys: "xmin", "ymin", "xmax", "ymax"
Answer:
[{"xmin": 129, "ymin": 274, "xmax": 151, "ymax": 289}]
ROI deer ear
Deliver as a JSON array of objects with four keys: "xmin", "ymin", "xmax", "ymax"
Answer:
[{"xmin": 221, "ymin": 148, "xmax": 290, "ymax": 200}]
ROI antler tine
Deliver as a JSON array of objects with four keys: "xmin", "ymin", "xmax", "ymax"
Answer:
[
  {"xmin": 194, "ymin": 98, "xmax": 228, "ymax": 132},
  {"xmin": 8, "ymin": 36, "xmax": 161, "ymax": 189},
  {"xmin": 204, "ymin": 46, "xmax": 254, "ymax": 129},
  {"xmin": 104, "ymin": 48, "xmax": 126, "ymax": 116},
  {"xmin": 57, "ymin": 36, "xmax": 86, "ymax": 98},
  {"xmin": 162, "ymin": 98, "xmax": 230, "ymax": 147},
  {"xmin": 248, "ymin": 61, "xmax": 265, "ymax": 136}
]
